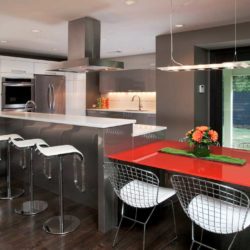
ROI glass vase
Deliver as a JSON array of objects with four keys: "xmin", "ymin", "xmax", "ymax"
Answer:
[{"xmin": 193, "ymin": 144, "xmax": 210, "ymax": 157}]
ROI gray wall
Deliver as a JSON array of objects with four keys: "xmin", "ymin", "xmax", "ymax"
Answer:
[
  {"xmin": 111, "ymin": 53, "xmax": 155, "ymax": 69},
  {"xmin": 156, "ymin": 22, "xmax": 250, "ymax": 140}
]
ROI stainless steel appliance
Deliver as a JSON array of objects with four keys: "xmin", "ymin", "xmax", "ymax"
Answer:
[
  {"xmin": 35, "ymin": 75, "xmax": 65, "ymax": 114},
  {"xmin": 50, "ymin": 17, "xmax": 123, "ymax": 72},
  {"xmin": 2, "ymin": 77, "xmax": 35, "ymax": 110}
]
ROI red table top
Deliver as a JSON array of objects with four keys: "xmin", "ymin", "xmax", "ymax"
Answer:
[{"xmin": 108, "ymin": 140, "xmax": 250, "ymax": 188}]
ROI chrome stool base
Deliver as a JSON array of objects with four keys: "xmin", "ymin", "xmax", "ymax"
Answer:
[
  {"xmin": 15, "ymin": 200, "xmax": 48, "ymax": 215},
  {"xmin": 0, "ymin": 187, "xmax": 24, "ymax": 200},
  {"xmin": 43, "ymin": 215, "xmax": 80, "ymax": 235}
]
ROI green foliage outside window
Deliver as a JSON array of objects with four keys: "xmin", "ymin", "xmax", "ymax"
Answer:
[{"xmin": 233, "ymin": 75, "xmax": 250, "ymax": 92}]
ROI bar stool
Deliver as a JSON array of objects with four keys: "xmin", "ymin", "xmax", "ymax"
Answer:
[
  {"xmin": 35, "ymin": 143, "xmax": 84, "ymax": 235},
  {"xmin": 10, "ymin": 138, "xmax": 49, "ymax": 215},
  {"xmin": 0, "ymin": 134, "xmax": 24, "ymax": 199}
]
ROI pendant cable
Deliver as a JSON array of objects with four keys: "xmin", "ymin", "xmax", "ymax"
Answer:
[
  {"xmin": 170, "ymin": 0, "xmax": 183, "ymax": 66},
  {"xmin": 234, "ymin": 0, "xmax": 238, "ymax": 61}
]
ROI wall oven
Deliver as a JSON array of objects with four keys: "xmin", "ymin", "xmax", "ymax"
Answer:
[{"xmin": 2, "ymin": 78, "xmax": 35, "ymax": 111}]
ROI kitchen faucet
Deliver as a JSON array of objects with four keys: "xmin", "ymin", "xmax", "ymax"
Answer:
[
  {"xmin": 131, "ymin": 95, "xmax": 143, "ymax": 111},
  {"xmin": 25, "ymin": 100, "xmax": 37, "ymax": 112}
]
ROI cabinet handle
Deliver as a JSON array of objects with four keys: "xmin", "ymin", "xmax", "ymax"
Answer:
[
  {"xmin": 51, "ymin": 84, "xmax": 55, "ymax": 111},
  {"xmin": 48, "ymin": 84, "xmax": 52, "ymax": 109},
  {"xmin": 11, "ymin": 69, "xmax": 27, "ymax": 74}
]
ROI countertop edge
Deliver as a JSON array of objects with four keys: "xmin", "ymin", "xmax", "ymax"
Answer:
[{"xmin": 0, "ymin": 112, "xmax": 136, "ymax": 129}]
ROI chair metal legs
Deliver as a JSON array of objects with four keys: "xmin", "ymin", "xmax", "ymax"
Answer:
[
  {"xmin": 113, "ymin": 201, "xmax": 177, "ymax": 250},
  {"xmin": 228, "ymin": 232, "xmax": 238, "ymax": 250},
  {"xmin": 43, "ymin": 156, "xmax": 80, "ymax": 235},
  {"xmin": 113, "ymin": 203, "xmax": 125, "ymax": 247},
  {"xmin": 15, "ymin": 148, "xmax": 48, "ymax": 215},
  {"xmin": 142, "ymin": 206, "xmax": 156, "ymax": 250},
  {"xmin": 190, "ymin": 222, "xmax": 239, "ymax": 250},
  {"xmin": 170, "ymin": 200, "xmax": 178, "ymax": 243},
  {"xmin": 191, "ymin": 222, "xmax": 216, "ymax": 250},
  {"xmin": 0, "ymin": 142, "xmax": 24, "ymax": 200}
]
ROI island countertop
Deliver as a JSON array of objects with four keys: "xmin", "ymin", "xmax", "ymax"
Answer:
[{"xmin": 0, "ymin": 111, "xmax": 136, "ymax": 128}]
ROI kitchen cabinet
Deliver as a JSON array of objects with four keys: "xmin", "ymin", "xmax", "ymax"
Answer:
[
  {"xmin": 99, "ymin": 69, "xmax": 155, "ymax": 93},
  {"xmin": 86, "ymin": 110, "xmax": 156, "ymax": 125},
  {"xmin": 34, "ymin": 61, "xmax": 65, "ymax": 76},
  {"xmin": 87, "ymin": 110, "xmax": 123, "ymax": 118},
  {"xmin": 0, "ymin": 57, "xmax": 34, "ymax": 75},
  {"xmin": 34, "ymin": 61, "xmax": 52, "ymax": 75}
]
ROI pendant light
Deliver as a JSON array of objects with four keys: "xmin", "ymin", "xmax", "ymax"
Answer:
[{"xmin": 158, "ymin": 0, "xmax": 250, "ymax": 72}]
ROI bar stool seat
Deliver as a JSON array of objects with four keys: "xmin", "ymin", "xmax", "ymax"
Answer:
[
  {"xmin": 0, "ymin": 134, "xmax": 24, "ymax": 199},
  {"xmin": 12, "ymin": 138, "xmax": 47, "ymax": 148},
  {"xmin": 11, "ymin": 138, "xmax": 49, "ymax": 215},
  {"xmin": 36, "ymin": 144, "xmax": 83, "ymax": 157},
  {"xmin": 0, "ymin": 134, "xmax": 23, "ymax": 141},
  {"xmin": 36, "ymin": 144, "xmax": 83, "ymax": 235}
]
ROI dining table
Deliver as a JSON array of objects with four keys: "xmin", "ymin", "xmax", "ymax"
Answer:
[
  {"xmin": 108, "ymin": 140, "xmax": 250, "ymax": 188},
  {"xmin": 108, "ymin": 140, "xmax": 250, "ymax": 249}
]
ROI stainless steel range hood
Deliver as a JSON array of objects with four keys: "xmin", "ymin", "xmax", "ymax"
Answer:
[{"xmin": 50, "ymin": 17, "xmax": 123, "ymax": 72}]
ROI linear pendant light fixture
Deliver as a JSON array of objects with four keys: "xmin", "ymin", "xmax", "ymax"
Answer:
[{"xmin": 158, "ymin": 0, "xmax": 250, "ymax": 72}]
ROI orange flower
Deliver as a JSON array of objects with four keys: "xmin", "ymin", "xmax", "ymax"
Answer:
[
  {"xmin": 192, "ymin": 130, "xmax": 203, "ymax": 143},
  {"xmin": 186, "ymin": 129, "xmax": 193, "ymax": 136},
  {"xmin": 196, "ymin": 126, "xmax": 209, "ymax": 132},
  {"xmin": 208, "ymin": 130, "xmax": 218, "ymax": 142}
]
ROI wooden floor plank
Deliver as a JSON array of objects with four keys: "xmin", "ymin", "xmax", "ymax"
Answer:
[{"xmin": 0, "ymin": 179, "xmax": 249, "ymax": 249}]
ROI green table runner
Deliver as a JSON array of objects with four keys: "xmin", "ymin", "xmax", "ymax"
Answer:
[{"xmin": 159, "ymin": 147, "xmax": 246, "ymax": 166}]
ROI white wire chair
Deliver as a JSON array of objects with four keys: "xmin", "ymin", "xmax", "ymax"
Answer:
[
  {"xmin": 104, "ymin": 162, "xmax": 177, "ymax": 250},
  {"xmin": 171, "ymin": 175, "xmax": 250, "ymax": 250}
]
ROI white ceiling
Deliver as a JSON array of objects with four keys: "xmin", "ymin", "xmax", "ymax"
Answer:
[{"xmin": 0, "ymin": 0, "xmax": 250, "ymax": 58}]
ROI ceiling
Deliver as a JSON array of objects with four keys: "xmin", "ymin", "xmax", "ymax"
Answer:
[{"xmin": 0, "ymin": 0, "xmax": 250, "ymax": 58}]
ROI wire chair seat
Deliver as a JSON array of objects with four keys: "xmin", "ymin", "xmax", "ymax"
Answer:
[
  {"xmin": 171, "ymin": 174, "xmax": 250, "ymax": 249},
  {"xmin": 188, "ymin": 194, "xmax": 250, "ymax": 234},
  {"xmin": 104, "ymin": 162, "xmax": 177, "ymax": 249},
  {"xmin": 120, "ymin": 179, "xmax": 176, "ymax": 208}
]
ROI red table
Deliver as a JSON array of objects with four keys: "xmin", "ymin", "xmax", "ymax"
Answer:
[{"xmin": 108, "ymin": 140, "xmax": 250, "ymax": 188}]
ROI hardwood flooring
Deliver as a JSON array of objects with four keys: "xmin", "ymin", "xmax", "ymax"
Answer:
[{"xmin": 0, "ymin": 180, "xmax": 249, "ymax": 250}]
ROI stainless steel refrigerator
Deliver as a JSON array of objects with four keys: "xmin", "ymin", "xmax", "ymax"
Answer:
[{"xmin": 34, "ymin": 75, "xmax": 65, "ymax": 114}]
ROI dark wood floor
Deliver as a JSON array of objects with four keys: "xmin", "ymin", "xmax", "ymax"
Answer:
[{"xmin": 0, "ymin": 180, "xmax": 249, "ymax": 250}]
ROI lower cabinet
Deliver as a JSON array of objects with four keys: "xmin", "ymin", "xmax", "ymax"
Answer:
[{"xmin": 86, "ymin": 110, "xmax": 156, "ymax": 125}]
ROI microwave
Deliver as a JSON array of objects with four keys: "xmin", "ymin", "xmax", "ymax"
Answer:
[{"xmin": 2, "ymin": 77, "xmax": 35, "ymax": 110}]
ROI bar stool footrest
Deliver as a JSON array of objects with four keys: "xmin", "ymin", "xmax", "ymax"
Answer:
[
  {"xmin": 43, "ymin": 215, "xmax": 80, "ymax": 235},
  {"xmin": 15, "ymin": 200, "xmax": 48, "ymax": 215},
  {"xmin": 0, "ymin": 187, "xmax": 24, "ymax": 200}
]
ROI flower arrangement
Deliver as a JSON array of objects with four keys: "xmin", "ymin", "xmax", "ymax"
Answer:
[
  {"xmin": 185, "ymin": 126, "xmax": 219, "ymax": 146},
  {"xmin": 185, "ymin": 126, "xmax": 219, "ymax": 157}
]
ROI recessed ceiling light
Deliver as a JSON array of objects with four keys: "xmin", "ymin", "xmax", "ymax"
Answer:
[
  {"xmin": 52, "ymin": 48, "xmax": 57, "ymax": 51},
  {"xmin": 1, "ymin": 40, "xmax": 8, "ymax": 44},
  {"xmin": 125, "ymin": 0, "xmax": 136, "ymax": 5},
  {"xmin": 31, "ymin": 29, "xmax": 41, "ymax": 33},
  {"xmin": 175, "ymin": 24, "xmax": 184, "ymax": 28}
]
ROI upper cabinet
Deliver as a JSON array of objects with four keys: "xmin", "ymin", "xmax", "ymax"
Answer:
[
  {"xmin": 0, "ymin": 56, "xmax": 34, "ymax": 75},
  {"xmin": 99, "ymin": 69, "xmax": 155, "ymax": 93},
  {"xmin": 0, "ymin": 56, "xmax": 64, "ymax": 77}
]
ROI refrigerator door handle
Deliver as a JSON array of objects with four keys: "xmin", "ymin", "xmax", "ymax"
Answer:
[
  {"xmin": 48, "ymin": 84, "xmax": 52, "ymax": 110},
  {"xmin": 51, "ymin": 83, "xmax": 55, "ymax": 111}
]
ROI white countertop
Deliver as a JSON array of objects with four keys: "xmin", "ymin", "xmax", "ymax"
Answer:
[
  {"xmin": 132, "ymin": 124, "xmax": 167, "ymax": 137},
  {"xmin": 87, "ymin": 108, "xmax": 156, "ymax": 114},
  {"xmin": 0, "ymin": 111, "xmax": 136, "ymax": 129}
]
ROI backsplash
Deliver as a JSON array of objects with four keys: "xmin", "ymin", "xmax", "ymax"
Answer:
[{"xmin": 102, "ymin": 92, "xmax": 156, "ymax": 111}]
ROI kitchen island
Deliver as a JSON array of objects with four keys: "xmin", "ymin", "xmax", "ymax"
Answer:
[{"xmin": 0, "ymin": 111, "xmax": 166, "ymax": 233}]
